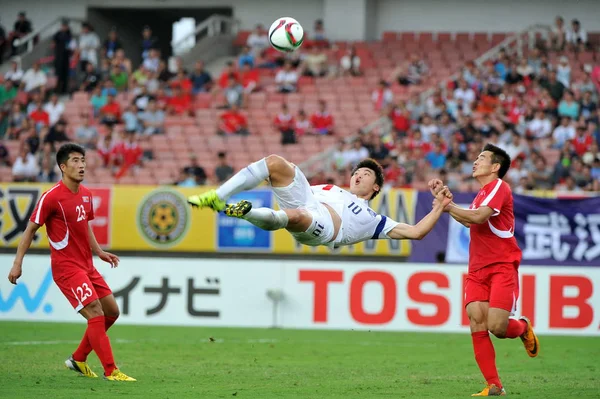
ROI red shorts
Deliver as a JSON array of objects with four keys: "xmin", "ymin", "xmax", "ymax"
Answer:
[
  {"xmin": 464, "ymin": 263, "xmax": 519, "ymax": 313},
  {"xmin": 54, "ymin": 268, "xmax": 112, "ymax": 312}
]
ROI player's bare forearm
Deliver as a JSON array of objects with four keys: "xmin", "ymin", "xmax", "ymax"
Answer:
[
  {"xmin": 445, "ymin": 203, "xmax": 472, "ymax": 227},
  {"xmin": 13, "ymin": 222, "xmax": 40, "ymax": 266},
  {"xmin": 387, "ymin": 203, "xmax": 445, "ymax": 240},
  {"xmin": 88, "ymin": 224, "xmax": 103, "ymax": 255},
  {"xmin": 447, "ymin": 204, "xmax": 494, "ymax": 225}
]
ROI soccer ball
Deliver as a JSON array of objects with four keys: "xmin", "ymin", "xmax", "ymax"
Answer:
[{"xmin": 268, "ymin": 17, "xmax": 304, "ymax": 52}]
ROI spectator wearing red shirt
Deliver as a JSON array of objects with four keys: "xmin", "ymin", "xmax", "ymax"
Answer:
[
  {"xmin": 240, "ymin": 63, "xmax": 259, "ymax": 94},
  {"xmin": 99, "ymin": 93, "xmax": 122, "ymax": 126},
  {"xmin": 571, "ymin": 125, "xmax": 593, "ymax": 156},
  {"xmin": 217, "ymin": 104, "xmax": 249, "ymax": 136},
  {"xmin": 274, "ymin": 103, "xmax": 296, "ymax": 145},
  {"xmin": 167, "ymin": 86, "xmax": 193, "ymax": 116},
  {"xmin": 115, "ymin": 132, "xmax": 143, "ymax": 178},
  {"xmin": 97, "ymin": 134, "xmax": 115, "ymax": 167},
  {"xmin": 405, "ymin": 130, "xmax": 432, "ymax": 154},
  {"xmin": 390, "ymin": 102, "xmax": 411, "ymax": 134},
  {"xmin": 29, "ymin": 101, "xmax": 50, "ymax": 128},
  {"xmin": 170, "ymin": 70, "xmax": 193, "ymax": 94},
  {"xmin": 310, "ymin": 100, "xmax": 334, "ymax": 135},
  {"xmin": 217, "ymin": 61, "xmax": 240, "ymax": 90}
]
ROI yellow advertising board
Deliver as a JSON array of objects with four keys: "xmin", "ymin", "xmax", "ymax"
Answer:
[{"xmin": 0, "ymin": 183, "xmax": 416, "ymax": 256}]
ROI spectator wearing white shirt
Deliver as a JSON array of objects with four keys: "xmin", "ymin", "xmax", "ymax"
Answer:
[
  {"xmin": 21, "ymin": 61, "xmax": 47, "ymax": 94},
  {"xmin": 548, "ymin": 16, "xmax": 567, "ymax": 51},
  {"xmin": 43, "ymin": 94, "xmax": 65, "ymax": 126},
  {"xmin": 344, "ymin": 139, "xmax": 369, "ymax": 168},
  {"xmin": 453, "ymin": 79, "xmax": 476, "ymax": 108},
  {"xmin": 504, "ymin": 132, "xmax": 528, "ymax": 161},
  {"xmin": 566, "ymin": 19, "xmax": 588, "ymax": 51},
  {"xmin": 139, "ymin": 100, "xmax": 165, "ymax": 135},
  {"xmin": 142, "ymin": 49, "xmax": 160, "ymax": 73},
  {"xmin": 78, "ymin": 22, "xmax": 101, "ymax": 69},
  {"xmin": 371, "ymin": 80, "xmax": 393, "ymax": 111},
  {"xmin": 506, "ymin": 157, "xmax": 530, "ymax": 187},
  {"xmin": 527, "ymin": 110, "xmax": 552, "ymax": 139},
  {"xmin": 4, "ymin": 61, "xmax": 24, "ymax": 84},
  {"xmin": 275, "ymin": 61, "xmax": 298, "ymax": 93},
  {"xmin": 12, "ymin": 144, "xmax": 38, "ymax": 182},
  {"xmin": 552, "ymin": 116, "xmax": 576, "ymax": 148},
  {"xmin": 246, "ymin": 24, "xmax": 269, "ymax": 57},
  {"xmin": 340, "ymin": 47, "xmax": 361, "ymax": 77},
  {"xmin": 419, "ymin": 115, "xmax": 439, "ymax": 142},
  {"xmin": 556, "ymin": 56, "xmax": 571, "ymax": 88}
]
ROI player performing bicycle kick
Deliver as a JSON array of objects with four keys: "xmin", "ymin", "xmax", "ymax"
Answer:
[{"xmin": 187, "ymin": 155, "xmax": 452, "ymax": 246}]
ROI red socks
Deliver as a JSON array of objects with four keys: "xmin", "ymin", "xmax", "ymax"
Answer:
[
  {"xmin": 73, "ymin": 316, "xmax": 116, "ymax": 376},
  {"xmin": 504, "ymin": 318, "xmax": 527, "ymax": 339},
  {"xmin": 471, "ymin": 331, "xmax": 502, "ymax": 389},
  {"xmin": 73, "ymin": 315, "xmax": 118, "ymax": 363}
]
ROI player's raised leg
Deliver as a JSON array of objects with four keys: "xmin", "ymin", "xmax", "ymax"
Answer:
[
  {"xmin": 224, "ymin": 199, "xmax": 315, "ymax": 233},
  {"xmin": 467, "ymin": 301, "xmax": 506, "ymax": 397},
  {"xmin": 188, "ymin": 154, "xmax": 293, "ymax": 211}
]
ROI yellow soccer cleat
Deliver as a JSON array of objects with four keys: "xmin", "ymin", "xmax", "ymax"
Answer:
[
  {"xmin": 472, "ymin": 384, "xmax": 506, "ymax": 396},
  {"xmin": 519, "ymin": 316, "xmax": 540, "ymax": 358},
  {"xmin": 104, "ymin": 369, "xmax": 137, "ymax": 382},
  {"xmin": 187, "ymin": 189, "xmax": 226, "ymax": 211},
  {"xmin": 224, "ymin": 200, "xmax": 252, "ymax": 218},
  {"xmin": 65, "ymin": 355, "xmax": 98, "ymax": 378}
]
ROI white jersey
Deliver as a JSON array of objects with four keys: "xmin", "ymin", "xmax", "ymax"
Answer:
[{"xmin": 311, "ymin": 184, "xmax": 399, "ymax": 247}]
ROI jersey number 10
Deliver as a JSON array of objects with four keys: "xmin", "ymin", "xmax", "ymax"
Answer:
[{"xmin": 347, "ymin": 202, "xmax": 363, "ymax": 215}]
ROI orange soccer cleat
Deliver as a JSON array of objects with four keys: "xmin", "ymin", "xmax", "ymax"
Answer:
[
  {"xmin": 471, "ymin": 384, "xmax": 506, "ymax": 396},
  {"xmin": 519, "ymin": 316, "xmax": 540, "ymax": 358}
]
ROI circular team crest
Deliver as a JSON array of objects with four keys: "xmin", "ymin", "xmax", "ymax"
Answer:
[{"xmin": 137, "ymin": 189, "xmax": 190, "ymax": 248}]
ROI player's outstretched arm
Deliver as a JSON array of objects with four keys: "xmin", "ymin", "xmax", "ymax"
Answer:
[
  {"xmin": 447, "ymin": 204, "xmax": 494, "ymax": 225},
  {"xmin": 387, "ymin": 187, "xmax": 453, "ymax": 240},
  {"xmin": 88, "ymin": 224, "xmax": 120, "ymax": 268},
  {"xmin": 8, "ymin": 221, "xmax": 41, "ymax": 284}
]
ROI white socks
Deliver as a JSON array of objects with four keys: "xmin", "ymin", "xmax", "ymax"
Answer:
[
  {"xmin": 243, "ymin": 208, "xmax": 289, "ymax": 231},
  {"xmin": 216, "ymin": 158, "xmax": 269, "ymax": 201}
]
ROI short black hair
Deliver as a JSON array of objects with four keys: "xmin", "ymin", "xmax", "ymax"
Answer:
[
  {"xmin": 351, "ymin": 158, "xmax": 384, "ymax": 200},
  {"xmin": 56, "ymin": 143, "xmax": 85, "ymax": 169},
  {"xmin": 483, "ymin": 143, "xmax": 511, "ymax": 178}
]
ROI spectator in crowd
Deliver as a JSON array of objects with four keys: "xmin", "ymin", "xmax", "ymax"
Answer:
[
  {"xmin": 548, "ymin": 16, "xmax": 567, "ymax": 51},
  {"xmin": 542, "ymin": 70, "xmax": 565, "ymax": 102},
  {"xmin": 217, "ymin": 104, "xmax": 249, "ymax": 136},
  {"xmin": 29, "ymin": 101, "xmax": 50, "ymax": 129},
  {"xmin": 580, "ymin": 91, "xmax": 597, "ymax": 119},
  {"xmin": 44, "ymin": 93, "xmax": 65, "ymax": 126},
  {"xmin": 79, "ymin": 61, "xmax": 100, "ymax": 92},
  {"xmin": 340, "ymin": 46, "xmax": 361, "ymax": 77},
  {"xmin": 390, "ymin": 54, "xmax": 428, "ymax": 86},
  {"xmin": 556, "ymin": 56, "xmax": 571, "ymax": 88},
  {"xmin": 552, "ymin": 116, "xmax": 576, "ymax": 148},
  {"xmin": 0, "ymin": 81, "xmax": 18, "ymax": 106},
  {"xmin": 566, "ymin": 19, "xmax": 588, "ymax": 51},
  {"xmin": 274, "ymin": 103, "xmax": 296, "ymax": 145},
  {"xmin": 426, "ymin": 142, "xmax": 448, "ymax": 170},
  {"xmin": 310, "ymin": 100, "xmax": 334, "ymax": 135},
  {"xmin": 4, "ymin": 61, "xmax": 24, "ymax": 84},
  {"xmin": 115, "ymin": 132, "xmax": 143, "ymax": 178},
  {"xmin": 139, "ymin": 100, "xmax": 165, "ymax": 136},
  {"xmin": 246, "ymin": 24, "xmax": 269, "ymax": 57},
  {"xmin": 44, "ymin": 119, "xmax": 69, "ymax": 145},
  {"xmin": 21, "ymin": 61, "xmax": 47, "ymax": 94},
  {"xmin": 301, "ymin": 45, "xmax": 329, "ymax": 77},
  {"xmin": 12, "ymin": 143, "xmax": 38, "ymax": 182},
  {"xmin": 275, "ymin": 61, "xmax": 299, "ymax": 93},
  {"xmin": 53, "ymin": 19, "xmax": 73, "ymax": 94},
  {"xmin": 78, "ymin": 22, "xmax": 100, "ymax": 70},
  {"xmin": 558, "ymin": 91, "xmax": 580, "ymax": 119},
  {"xmin": 38, "ymin": 155, "xmax": 58, "ymax": 183},
  {"xmin": 10, "ymin": 12, "xmax": 32, "ymax": 56},
  {"xmin": 238, "ymin": 45, "xmax": 255, "ymax": 69},
  {"xmin": 103, "ymin": 27, "xmax": 122, "ymax": 59},
  {"xmin": 0, "ymin": 140, "xmax": 11, "ymax": 166},
  {"xmin": 372, "ymin": 80, "xmax": 393, "ymax": 111},
  {"xmin": 75, "ymin": 113, "xmax": 98, "ymax": 149},
  {"xmin": 141, "ymin": 26, "xmax": 158, "ymax": 60},
  {"xmin": 368, "ymin": 134, "xmax": 390, "ymax": 162},
  {"xmin": 295, "ymin": 109, "xmax": 312, "ymax": 136},
  {"xmin": 572, "ymin": 125, "xmax": 593, "ymax": 156},
  {"xmin": 223, "ymin": 76, "xmax": 244, "ymax": 108},
  {"xmin": 182, "ymin": 153, "xmax": 207, "ymax": 185},
  {"xmin": 123, "ymin": 104, "xmax": 141, "ymax": 133},
  {"xmin": 99, "ymin": 93, "xmax": 122, "ymax": 126},
  {"xmin": 215, "ymin": 152, "xmax": 234, "ymax": 183},
  {"xmin": 527, "ymin": 110, "xmax": 552, "ymax": 139},
  {"xmin": 312, "ymin": 19, "xmax": 328, "ymax": 45},
  {"xmin": 189, "ymin": 60, "xmax": 212, "ymax": 94}
]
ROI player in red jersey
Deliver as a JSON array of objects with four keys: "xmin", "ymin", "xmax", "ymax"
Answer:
[
  {"xmin": 430, "ymin": 143, "xmax": 539, "ymax": 397},
  {"xmin": 7, "ymin": 143, "xmax": 136, "ymax": 382}
]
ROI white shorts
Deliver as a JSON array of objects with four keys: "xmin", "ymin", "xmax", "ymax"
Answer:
[{"xmin": 271, "ymin": 167, "xmax": 335, "ymax": 246}]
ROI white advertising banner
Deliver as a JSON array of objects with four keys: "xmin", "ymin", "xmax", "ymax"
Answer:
[{"xmin": 1, "ymin": 255, "xmax": 599, "ymax": 336}]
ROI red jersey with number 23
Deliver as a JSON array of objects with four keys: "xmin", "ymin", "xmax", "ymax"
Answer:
[
  {"xmin": 469, "ymin": 178, "xmax": 522, "ymax": 272},
  {"xmin": 30, "ymin": 181, "xmax": 95, "ymax": 278}
]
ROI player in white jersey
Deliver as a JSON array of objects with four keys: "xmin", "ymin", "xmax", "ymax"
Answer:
[{"xmin": 187, "ymin": 155, "xmax": 452, "ymax": 247}]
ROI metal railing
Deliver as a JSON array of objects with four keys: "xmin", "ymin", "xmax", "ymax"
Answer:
[
  {"xmin": 171, "ymin": 14, "xmax": 240, "ymax": 56},
  {"xmin": 298, "ymin": 24, "xmax": 553, "ymax": 179},
  {"xmin": 13, "ymin": 17, "xmax": 86, "ymax": 55}
]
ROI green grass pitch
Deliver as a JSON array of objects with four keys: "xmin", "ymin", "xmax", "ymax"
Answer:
[{"xmin": 0, "ymin": 322, "xmax": 598, "ymax": 398}]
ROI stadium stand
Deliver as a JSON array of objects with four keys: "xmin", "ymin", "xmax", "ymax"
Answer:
[{"xmin": 0, "ymin": 16, "xmax": 598, "ymax": 193}]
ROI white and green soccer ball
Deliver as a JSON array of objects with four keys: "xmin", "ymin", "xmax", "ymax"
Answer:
[{"xmin": 268, "ymin": 17, "xmax": 304, "ymax": 52}]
